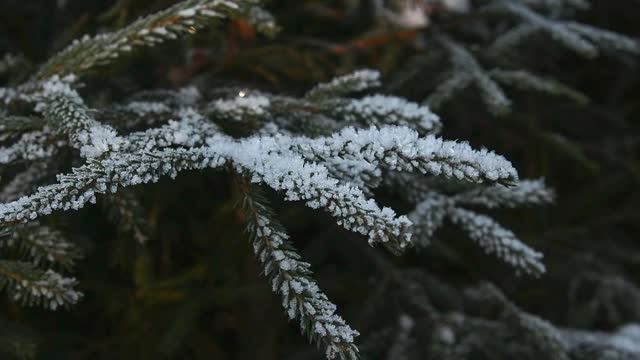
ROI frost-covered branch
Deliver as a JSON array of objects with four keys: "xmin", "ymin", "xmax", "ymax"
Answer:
[
  {"xmin": 120, "ymin": 107, "xmax": 219, "ymax": 152},
  {"xmin": 0, "ymin": 0, "xmax": 582, "ymax": 354},
  {"xmin": 32, "ymin": 0, "xmax": 278, "ymax": 80},
  {"xmin": 427, "ymin": 36, "xmax": 511, "ymax": 115},
  {"xmin": 305, "ymin": 69, "xmax": 381, "ymax": 101},
  {"xmin": 0, "ymin": 128, "xmax": 65, "ymax": 165},
  {"xmin": 0, "ymin": 224, "xmax": 82, "ymax": 269},
  {"xmin": 0, "ymin": 260, "xmax": 82, "ymax": 310},
  {"xmin": 207, "ymin": 94, "xmax": 271, "ymax": 122},
  {"xmin": 326, "ymin": 95, "xmax": 441, "ymax": 134},
  {"xmin": 408, "ymin": 180, "xmax": 553, "ymax": 276},
  {"xmin": 450, "ymin": 208, "xmax": 545, "ymax": 275},
  {"xmin": 206, "ymin": 132, "xmax": 414, "ymax": 252},
  {"xmin": 454, "ymin": 178, "xmax": 555, "ymax": 208},
  {"xmin": 408, "ymin": 192, "xmax": 451, "ymax": 246},
  {"xmin": 0, "ymin": 123, "xmax": 521, "ymax": 254},
  {"xmin": 236, "ymin": 181, "xmax": 360, "ymax": 360},
  {"xmin": 207, "ymin": 86, "xmax": 441, "ymax": 134},
  {"xmin": 0, "ymin": 147, "xmax": 223, "ymax": 225},
  {"xmin": 425, "ymin": 33, "xmax": 591, "ymax": 114},
  {"xmin": 288, "ymin": 126, "xmax": 518, "ymax": 184},
  {"xmin": 42, "ymin": 92, "xmax": 123, "ymax": 158},
  {"xmin": 486, "ymin": 1, "xmax": 640, "ymax": 57},
  {"xmin": 488, "ymin": 70, "xmax": 588, "ymax": 104}
]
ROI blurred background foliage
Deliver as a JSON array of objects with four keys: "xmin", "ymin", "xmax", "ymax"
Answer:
[{"xmin": 0, "ymin": 0, "xmax": 639, "ymax": 359}]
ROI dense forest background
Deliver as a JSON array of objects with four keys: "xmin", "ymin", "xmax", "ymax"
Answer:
[{"xmin": 0, "ymin": 0, "xmax": 639, "ymax": 359}]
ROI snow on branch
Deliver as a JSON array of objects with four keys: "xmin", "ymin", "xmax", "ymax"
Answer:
[
  {"xmin": 450, "ymin": 208, "xmax": 545, "ymax": 276},
  {"xmin": 305, "ymin": 69, "xmax": 381, "ymax": 101},
  {"xmin": 287, "ymin": 126, "xmax": 518, "ymax": 185},
  {"xmin": 1, "ymin": 224, "xmax": 82, "ymax": 269},
  {"xmin": 0, "ymin": 0, "xmax": 583, "ymax": 355},
  {"xmin": 206, "ymin": 83, "xmax": 441, "ymax": 135},
  {"xmin": 0, "ymin": 260, "xmax": 82, "ymax": 310},
  {"xmin": 207, "ymin": 94, "xmax": 271, "ymax": 122},
  {"xmin": 0, "ymin": 147, "xmax": 224, "ymax": 225},
  {"xmin": 120, "ymin": 107, "xmax": 220, "ymax": 152},
  {"xmin": 408, "ymin": 180, "xmax": 553, "ymax": 276},
  {"xmin": 206, "ymin": 132, "xmax": 414, "ymax": 252},
  {"xmin": 408, "ymin": 192, "xmax": 451, "ymax": 246},
  {"xmin": 42, "ymin": 92, "xmax": 123, "ymax": 158},
  {"xmin": 0, "ymin": 122, "xmax": 520, "ymax": 255},
  {"xmin": 237, "ymin": 182, "xmax": 360, "ymax": 360},
  {"xmin": 454, "ymin": 179, "xmax": 555, "ymax": 208},
  {"xmin": 326, "ymin": 95, "xmax": 441, "ymax": 134},
  {"xmin": 0, "ymin": 128, "xmax": 65, "ymax": 165}
]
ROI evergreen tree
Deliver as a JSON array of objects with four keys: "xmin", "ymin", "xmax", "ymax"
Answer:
[{"xmin": 0, "ymin": 0, "xmax": 638, "ymax": 359}]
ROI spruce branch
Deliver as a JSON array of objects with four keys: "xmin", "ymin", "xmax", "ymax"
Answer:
[
  {"xmin": 235, "ymin": 179, "xmax": 360, "ymax": 360},
  {"xmin": 207, "ymin": 132, "xmax": 414, "ymax": 252},
  {"xmin": 205, "ymin": 79, "xmax": 441, "ymax": 134},
  {"xmin": 325, "ymin": 95, "xmax": 441, "ymax": 134},
  {"xmin": 407, "ymin": 180, "xmax": 552, "ymax": 276},
  {"xmin": 408, "ymin": 192, "xmax": 451, "ymax": 246},
  {"xmin": 93, "ymin": 100, "xmax": 176, "ymax": 130},
  {"xmin": 102, "ymin": 189, "xmax": 150, "ymax": 244},
  {"xmin": 486, "ymin": 1, "xmax": 640, "ymax": 57},
  {"xmin": 427, "ymin": 36, "xmax": 512, "ymax": 115},
  {"xmin": 563, "ymin": 22, "xmax": 640, "ymax": 55},
  {"xmin": 464, "ymin": 283, "xmax": 570, "ymax": 359},
  {"xmin": 32, "ymin": 0, "xmax": 278, "ymax": 81},
  {"xmin": 0, "ymin": 147, "xmax": 224, "ymax": 226},
  {"xmin": 42, "ymin": 92, "xmax": 123, "ymax": 158},
  {"xmin": 0, "ymin": 128, "xmax": 65, "ymax": 165},
  {"xmin": 305, "ymin": 69, "xmax": 382, "ymax": 102},
  {"xmin": 0, "ymin": 260, "xmax": 82, "ymax": 310},
  {"xmin": 207, "ymin": 94, "xmax": 272, "ymax": 122},
  {"xmin": 287, "ymin": 126, "xmax": 518, "ymax": 185},
  {"xmin": 0, "ymin": 115, "xmax": 42, "ymax": 141},
  {"xmin": 454, "ymin": 178, "xmax": 555, "ymax": 208},
  {"xmin": 450, "ymin": 208, "xmax": 545, "ymax": 276},
  {"xmin": 0, "ymin": 224, "xmax": 82, "ymax": 269},
  {"xmin": 119, "ymin": 107, "xmax": 220, "ymax": 152},
  {"xmin": 488, "ymin": 23, "xmax": 540, "ymax": 56},
  {"xmin": 425, "ymin": 72, "xmax": 474, "ymax": 110},
  {"xmin": 488, "ymin": 70, "xmax": 588, "ymax": 104}
]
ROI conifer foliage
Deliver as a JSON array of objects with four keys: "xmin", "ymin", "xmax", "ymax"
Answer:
[{"xmin": 0, "ymin": 0, "xmax": 638, "ymax": 359}]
